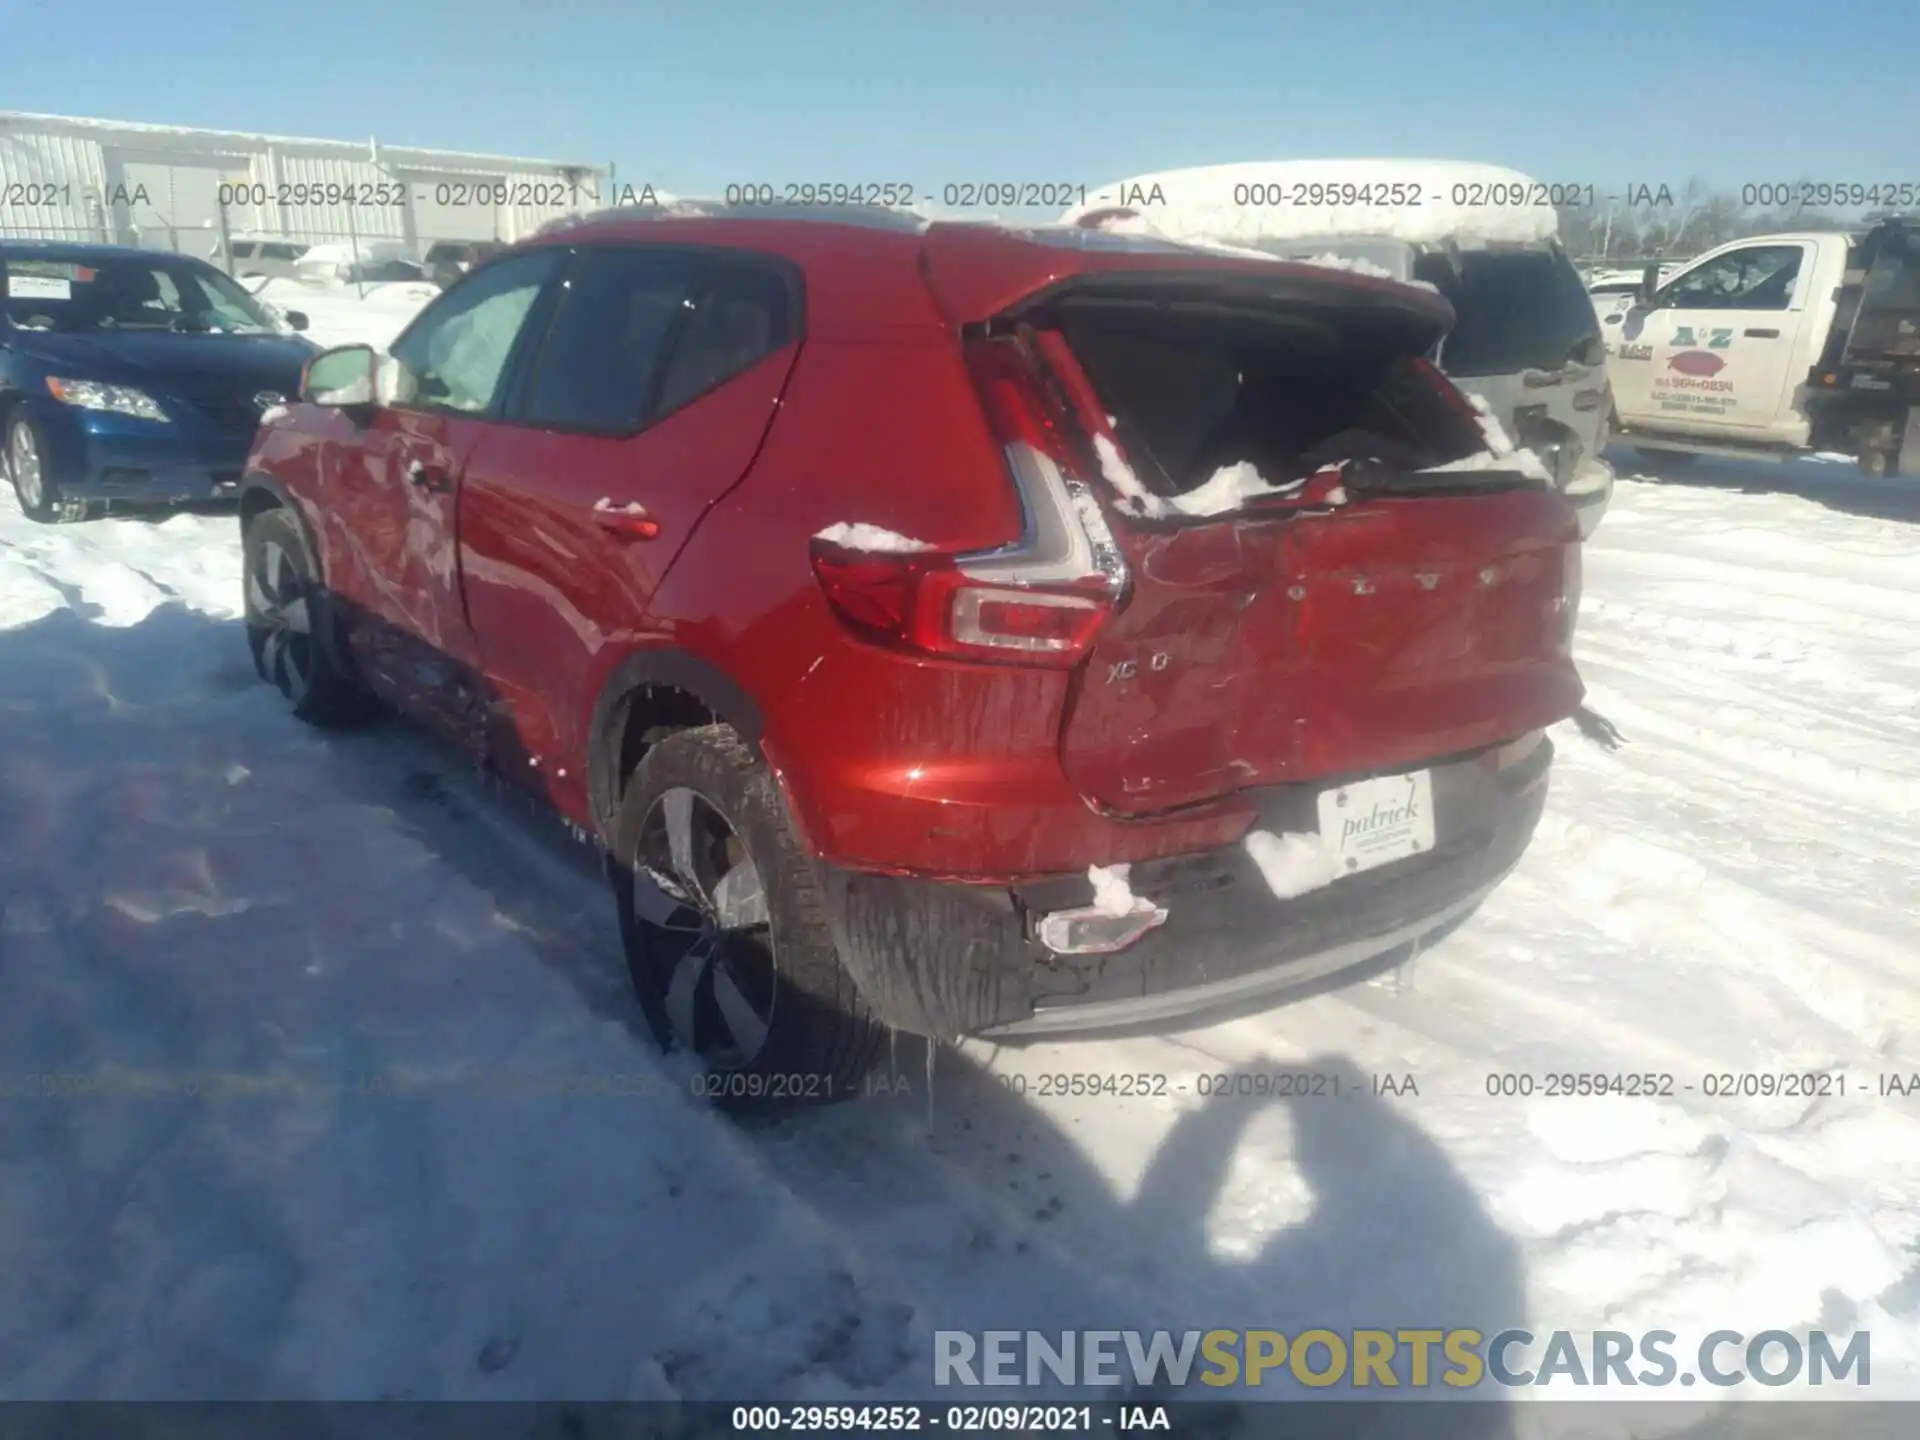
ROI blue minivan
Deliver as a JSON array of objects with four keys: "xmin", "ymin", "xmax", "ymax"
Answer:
[{"xmin": 0, "ymin": 242, "xmax": 320, "ymax": 522}]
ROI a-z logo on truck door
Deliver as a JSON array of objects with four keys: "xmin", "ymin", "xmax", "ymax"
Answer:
[{"xmin": 1672, "ymin": 327, "xmax": 1733, "ymax": 349}]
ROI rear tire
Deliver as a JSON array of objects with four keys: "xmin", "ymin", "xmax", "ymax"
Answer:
[
  {"xmin": 242, "ymin": 506, "xmax": 381, "ymax": 727},
  {"xmin": 611, "ymin": 724, "xmax": 884, "ymax": 1112}
]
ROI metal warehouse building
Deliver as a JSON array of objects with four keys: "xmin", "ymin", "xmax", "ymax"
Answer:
[{"xmin": 0, "ymin": 111, "xmax": 610, "ymax": 261}]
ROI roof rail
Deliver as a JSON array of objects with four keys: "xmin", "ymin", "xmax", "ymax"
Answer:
[{"xmin": 536, "ymin": 199, "xmax": 930, "ymax": 239}]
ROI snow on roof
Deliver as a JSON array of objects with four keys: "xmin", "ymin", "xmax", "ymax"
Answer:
[{"xmin": 1060, "ymin": 160, "xmax": 1564, "ymax": 249}]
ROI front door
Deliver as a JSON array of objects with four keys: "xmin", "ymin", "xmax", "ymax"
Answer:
[
  {"xmin": 328, "ymin": 247, "xmax": 566, "ymax": 748},
  {"xmin": 1611, "ymin": 241, "xmax": 1812, "ymax": 440}
]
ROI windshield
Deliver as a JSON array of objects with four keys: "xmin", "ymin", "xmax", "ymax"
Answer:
[
  {"xmin": 3, "ymin": 252, "xmax": 286, "ymax": 335},
  {"xmin": 1417, "ymin": 244, "xmax": 1602, "ymax": 377}
]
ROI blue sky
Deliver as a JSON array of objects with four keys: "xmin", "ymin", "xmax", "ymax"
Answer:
[{"xmin": 4, "ymin": 0, "xmax": 1916, "ymax": 200}]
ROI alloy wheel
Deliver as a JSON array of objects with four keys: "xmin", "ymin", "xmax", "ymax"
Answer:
[
  {"xmin": 10, "ymin": 424, "xmax": 44, "ymax": 511},
  {"xmin": 632, "ymin": 786, "xmax": 776, "ymax": 1069},
  {"xmin": 247, "ymin": 537, "xmax": 316, "ymax": 704}
]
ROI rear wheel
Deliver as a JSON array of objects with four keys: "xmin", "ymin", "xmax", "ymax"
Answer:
[
  {"xmin": 243, "ymin": 506, "xmax": 380, "ymax": 726},
  {"xmin": 612, "ymin": 724, "xmax": 883, "ymax": 1112}
]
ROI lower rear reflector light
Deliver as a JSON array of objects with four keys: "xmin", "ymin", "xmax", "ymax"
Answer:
[{"xmin": 1035, "ymin": 900, "xmax": 1170, "ymax": 956}]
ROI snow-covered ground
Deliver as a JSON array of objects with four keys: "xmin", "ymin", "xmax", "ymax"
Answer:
[{"xmin": 2, "ymin": 450, "xmax": 1918, "ymax": 1421}]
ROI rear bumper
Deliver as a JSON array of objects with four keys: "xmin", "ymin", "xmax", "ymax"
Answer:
[{"xmin": 816, "ymin": 739, "xmax": 1552, "ymax": 1041}]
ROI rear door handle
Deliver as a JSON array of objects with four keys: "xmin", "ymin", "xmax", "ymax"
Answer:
[
  {"xmin": 405, "ymin": 459, "xmax": 452, "ymax": 493},
  {"xmin": 1744, "ymin": 328, "xmax": 1780, "ymax": 339},
  {"xmin": 593, "ymin": 501, "xmax": 661, "ymax": 540}
]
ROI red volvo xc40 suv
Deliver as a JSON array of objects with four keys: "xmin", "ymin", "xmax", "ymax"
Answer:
[{"xmin": 240, "ymin": 204, "xmax": 1583, "ymax": 1107}]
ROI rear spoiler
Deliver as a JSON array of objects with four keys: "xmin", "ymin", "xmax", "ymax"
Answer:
[{"xmin": 920, "ymin": 222, "xmax": 1458, "ymax": 331}]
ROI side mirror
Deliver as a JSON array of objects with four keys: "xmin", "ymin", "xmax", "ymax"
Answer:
[
  {"xmin": 301, "ymin": 344, "xmax": 377, "ymax": 407},
  {"xmin": 284, "ymin": 310, "xmax": 310, "ymax": 332},
  {"xmin": 1637, "ymin": 263, "xmax": 1663, "ymax": 306}
]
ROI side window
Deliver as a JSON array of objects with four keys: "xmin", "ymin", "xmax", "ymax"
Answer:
[
  {"xmin": 230, "ymin": 242, "xmax": 257, "ymax": 260},
  {"xmin": 655, "ymin": 262, "xmax": 795, "ymax": 414},
  {"xmin": 514, "ymin": 246, "xmax": 703, "ymax": 432},
  {"xmin": 389, "ymin": 249, "xmax": 562, "ymax": 415},
  {"xmin": 1661, "ymin": 245, "xmax": 1804, "ymax": 312}
]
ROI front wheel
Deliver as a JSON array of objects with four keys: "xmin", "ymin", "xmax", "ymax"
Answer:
[
  {"xmin": 243, "ymin": 506, "xmax": 380, "ymax": 727},
  {"xmin": 611, "ymin": 724, "xmax": 884, "ymax": 1112},
  {"xmin": 6, "ymin": 413, "xmax": 94, "ymax": 523}
]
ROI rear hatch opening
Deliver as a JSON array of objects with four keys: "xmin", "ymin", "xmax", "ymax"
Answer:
[
  {"xmin": 999, "ymin": 270, "xmax": 1517, "ymax": 517},
  {"xmin": 969, "ymin": 266, "xmax": 1584, "ymax": 816}
]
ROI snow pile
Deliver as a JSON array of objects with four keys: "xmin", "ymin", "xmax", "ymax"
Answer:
[
  {"xmin": 1424, "ymin": 448, "xmax": 1554, "ymax": 485},
  {"xmin": 1060, "ymin": 159, "xmax": 1563, "ymax": 248},
  {"xmin": 257, "ymin": 404, "xmax": 291, "ymax": 426},
  {"xmin": 1094, "ymin": 438, "xmax": 1312, "ymax": 519},
  {"xmin": 1086, "ymin": 862, "xmax": 1140, "ymax": 916},
  {"xmin": 1423, "ymin": 391, "xmax": 1555, "ymax": 485},
  {"xmin": 812, "ymin": 522, "xmax": 932, "ymax": 553},
  {"xmin": 1168, "ymin": 461, "xmax": 1305, "ymax": 517},
  {"xmin": 1242, "ymin": 830, "xmax": 1341, "ymax": 900},
  {"xmin": 593, "ymin": 498, "xmax": 649, "ymax": 516},
  {"xmin": 1092, "ymin": 435, "xmax": 1170, "ymax": 517},
  {"xmin": 1465, "ymin": 391, "xmax": 1521, "ymax": 453}
]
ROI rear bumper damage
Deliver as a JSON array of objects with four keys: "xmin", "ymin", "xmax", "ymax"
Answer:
[{"xmin": 816, "ymin": 738, "xmax": 1553, "ymax": 1041}]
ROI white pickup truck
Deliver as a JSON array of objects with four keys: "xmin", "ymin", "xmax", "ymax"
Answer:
[{"xmin": 1605, "ymin": 217, "xmax": 1920, "ymax": 477}]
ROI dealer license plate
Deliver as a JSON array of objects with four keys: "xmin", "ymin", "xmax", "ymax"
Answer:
[{"xmin": 1316, "ymin": 770, "xmax": 1437, "ymax": 878}]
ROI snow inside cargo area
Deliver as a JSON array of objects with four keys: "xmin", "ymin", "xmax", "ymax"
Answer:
[
  {"xmin": 1060, "ymin": 159, "xmax": 1565, "ymax": 250},
  {"xmin": 4, "ymin": 241, "xmax": 1920, "ymax": 1410}
]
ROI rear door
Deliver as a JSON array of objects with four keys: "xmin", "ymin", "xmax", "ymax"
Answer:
[
  {"xmin": 1009, "ymin": 278, "xmax": 1582, "ymax": 815},
  {"xmin": 459, "ymin": 243, "xmax": 802, "ymax": 819}
]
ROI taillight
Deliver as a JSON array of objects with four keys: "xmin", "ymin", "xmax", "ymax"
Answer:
[
  {"xmin": 808, "ymin": 541, "xmax": 1112, "ymax": 667},
  {"xmin": 964, "ymin": 331, "xmax": 1083, "ymax": 473},
  {"xmin": 950, "ymin": 584, "xmax": 1107, "ymax": 654},
  {"xmin": 805, "ymin": 331, "xmax": 1131, "ymax": 668}
]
